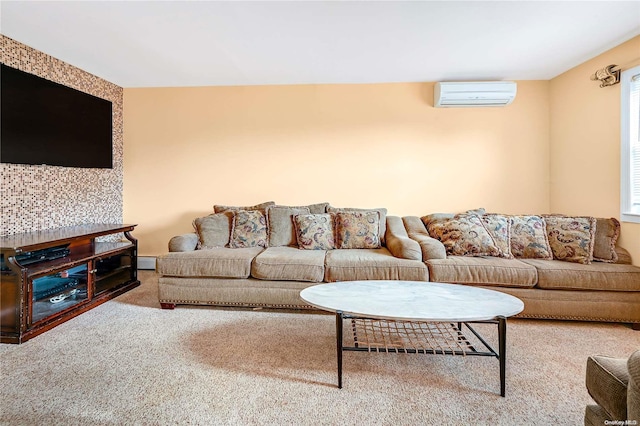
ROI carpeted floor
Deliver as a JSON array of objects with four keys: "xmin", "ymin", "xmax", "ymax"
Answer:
[{"xmin": 1, "ymin": 270, "xmax": 638, "ymax": 425}]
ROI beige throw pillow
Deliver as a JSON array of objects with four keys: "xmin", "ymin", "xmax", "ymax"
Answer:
[
  {"xmin": 306, "ymin": 202, "xmax": 330, "ymax": 214},
  {"xmin": 192, "ymin": 212, "xmax": 233, "ymax": 249},
  {"xmin": 593, "ymin": 217, "xmax": 620, "ymax": 263},
  {"xmin": 267, "ymin": 205, "xmax": 311, "ymax": 247}
]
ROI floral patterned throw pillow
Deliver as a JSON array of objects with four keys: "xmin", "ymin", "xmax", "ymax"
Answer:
[
  {"xmin": 214, "ymin": 201, "xmax": 275, "ymax": 215},
  {"xmin": 481, "ymin": 214, "xmax": 512, "ymax": 258},
  {"xmin": 509, "ymin": 215, "xmax": 553, "ymax": 259},
  {"xmin": 544, "ymin": 215, "xmax": 596, "ymax": 264},
  {"xmin": 426, "ymin": 214, "xmax": 501, "ymax": 257},
  {"xmin": 229, "ymin": 210, "xmax": 268, "ymax": 248},
  {"xmin": 335, "ymin": 211, "xmax": 381, "ymax": 249},
  {"xmin": 293, "ymin": 213, "xmax": 336, "ymax": 250},
  {"xmin": 328, "ymin": 207, "xmax": 387, "ymax": 243}
]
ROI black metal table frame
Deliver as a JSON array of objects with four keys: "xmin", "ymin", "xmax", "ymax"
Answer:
[{"xmin": 335, "ymin": 311, "xmax": 508, "ymax": 397}]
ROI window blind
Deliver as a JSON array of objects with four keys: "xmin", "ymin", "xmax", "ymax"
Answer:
[{"xmin": 630, "ymin": 74, "xmax": 640, "ymax": 208}]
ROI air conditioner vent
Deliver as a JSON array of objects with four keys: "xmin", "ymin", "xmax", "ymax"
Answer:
[{"xmin": 434, "ymin": 81, "xmax": 517, "ymax": 108}]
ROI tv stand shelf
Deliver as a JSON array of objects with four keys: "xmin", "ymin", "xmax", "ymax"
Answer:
[{"xmin": 0, "ymin": 224, "xmax": 140, "ymax": 344}]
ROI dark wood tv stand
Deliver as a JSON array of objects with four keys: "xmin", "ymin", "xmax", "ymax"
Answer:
[{"xmin": 0, "ymin": 224, "xmax": 140, "ymax": 344}]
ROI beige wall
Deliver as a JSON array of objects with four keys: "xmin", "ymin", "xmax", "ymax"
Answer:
[
  {"xmin": 124, "ymin": 81, "xmax": 550, "ymax": 255},
  {"xmin": 549, "ymin": 35, "xmax": 640, "ymax": 265}
]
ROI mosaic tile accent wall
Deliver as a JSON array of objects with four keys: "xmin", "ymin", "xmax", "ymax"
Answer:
[{"xmin": 0, "ymin": 35, "xmax": 123, "ymax": 236}]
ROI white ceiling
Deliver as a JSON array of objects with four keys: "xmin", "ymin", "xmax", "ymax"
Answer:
[{"xmin": 1, "ymin": 1, "xmax": 639, "ymax": 88}]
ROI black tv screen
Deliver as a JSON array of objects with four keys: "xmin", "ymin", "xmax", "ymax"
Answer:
[{"xmin": 1, "ymin": 63, "xmax": 113, "ymax": 168}]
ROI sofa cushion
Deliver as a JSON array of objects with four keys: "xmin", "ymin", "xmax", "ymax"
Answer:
[
  {"xmin": 510, "ymin": 215, "xmax": 553, "ymax": 259},
  {"xmin": 385, "ymin": 216, "xmax": 422, "ymax": 260},
  {"xmin": 616, "ymin": 247, "xmax": 633, "ymax": 265},
  {"xmin": 425, "ymin": 256, "xmax": 537, "ymax": 288},
  {"xmin": 481, "ymin": 214, "xmax": 513, "ymax": 258},
  {"xmin": 306, "ymin": 202, "xmax": 330, "ymax": 214},
  {"xmin": 593, "ymin": 217, "xmax": 620, "ymax": 263},
  {"xmin": 251, "ymin": 247, "xmax": 325, "ymax": 282},
  {"xmin": 421, "ymin": 208, "xmax": 486, "ymax": 227},
  {"xmin": 403, "ymin": 216, "xmax": 447, "ymax": 260},
  {"xmin": 335, "ymin": 211, "xmax": 381, "ymax": 249},
  {"xmin": 544, "ymin": 215, "xmax": 596, "ymax": 264},
  {"xmin": 586, "ymin": 355, "xmax": 629, "ymax": 421},
  {"xmin": 214, "ymin": 201, "xmax": 275, "ymax": 214},
  {"xmin": 193, "ymin": 212, "xmax": 232, "ymax": 249},
  {"xmin": 328, "ymin": 206, "xmax": 387, "ymax": 244},
  {"xmin": 584, "ymin": 404, "xmax": 611, "ymax": 426},
  {"xmin": 325, "ymin": 248, "xmax": 428, "ymax": 282},
  {"xmin": 157, "ymin": 247, "xmax": 264, "ymax": 278},
  {"xmin": 426, "ymin": 214, "xmax": 501, "ymax": 257},
  {"xmin": 294, "ymin": 213, "xmax": 336, "ymax": 250},
  {"xmin": 267, "ymin": 205, "xmax": 310, "ymax": 247},
  {"xmin": 521, "ymin": 259, "xmax": 640, "ymax": 291},
  {"xmin": 230, "ymin": 210, "xmax": 268, "ymax": 248}
]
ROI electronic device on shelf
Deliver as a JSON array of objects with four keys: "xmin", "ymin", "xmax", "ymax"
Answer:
[
  {"xmin": 32, "ymin": 276, "xmax": 79, "ymax": 301},
  {"xmin": 14, "ymin": 245, "xmax": 70, "ymax": 266}
]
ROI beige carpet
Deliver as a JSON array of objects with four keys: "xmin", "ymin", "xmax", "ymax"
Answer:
[{"xmin": 1, "ymin": 271, "xmax": 638, "ymax": 425}]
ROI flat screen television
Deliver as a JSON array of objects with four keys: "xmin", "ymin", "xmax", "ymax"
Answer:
[{"xmin": 1, "ymin": 63, "xmax": 113, "ymax": 168}]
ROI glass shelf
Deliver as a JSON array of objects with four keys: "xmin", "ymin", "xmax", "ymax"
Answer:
[{"xmin": 31, "ymin": 264, "xmax": 89, "ymax": 324}]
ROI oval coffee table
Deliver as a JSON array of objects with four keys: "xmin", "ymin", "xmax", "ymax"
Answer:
[{"xmin": 300, "ymin": 280, "xmax": 524, "ymax": 397}]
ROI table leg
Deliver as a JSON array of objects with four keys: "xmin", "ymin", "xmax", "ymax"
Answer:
[
  {"xmin": 498, "ymin": 315, "xmax": 506, "ymax": 397},
  {"xmin": 336, "ymin": 311, "xmax": 343, "ymax": 389}
]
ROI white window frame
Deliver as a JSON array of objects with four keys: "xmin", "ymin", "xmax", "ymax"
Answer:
[{"xmin": 621, "ymin": 65, "xmax": 640, "ymax": 223}]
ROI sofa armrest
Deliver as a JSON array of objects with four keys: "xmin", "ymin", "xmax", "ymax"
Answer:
[
  {"xmin": 615, "ymin": 246, "xmax": 633, "ymax": 265},
  {"xmin": 385, "ymin": 216, "xmax": 422, "ymax": 260},
  {"xmin": 402, "ymin": 216, "xmax": 447, "ymax": 260},
  {"xmin": 168, "ymin": 233, "xmax": 198, "ymax": 252},
  {"xmin": 629, "ymin": 350, "xmax": 640, "ymax": 421}
]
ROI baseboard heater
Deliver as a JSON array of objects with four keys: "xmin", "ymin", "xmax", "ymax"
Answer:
[{"xmin": 138, "ymin": 256, "xmax": 157, "ymax": 270}]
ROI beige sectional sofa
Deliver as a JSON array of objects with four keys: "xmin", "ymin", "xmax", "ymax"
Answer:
[
  {"xmin": 156, "ymin": 204, "xmax": 640, "ymax": 327},
  {"xmin": 157, "ymin": 207, "xmax": 428, "ymax": 309},
  {"xmin": 402, "ymin": 215, "xmax": 640, "ymax": 326}
]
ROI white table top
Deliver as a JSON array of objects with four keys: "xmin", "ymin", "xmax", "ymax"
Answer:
[{"xmin": 300, "ymin": 280, "xmax": 524, "ymax": 322}]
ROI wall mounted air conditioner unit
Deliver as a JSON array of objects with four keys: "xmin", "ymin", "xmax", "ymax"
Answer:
[{"xmin": 434, "ymin": 81, "xmax": 517, "ymax": 107}]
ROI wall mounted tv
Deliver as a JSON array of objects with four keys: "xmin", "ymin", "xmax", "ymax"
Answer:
[{"xmin": 1, "ymin": 63, "xmax": 113, "ymax": 169}]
